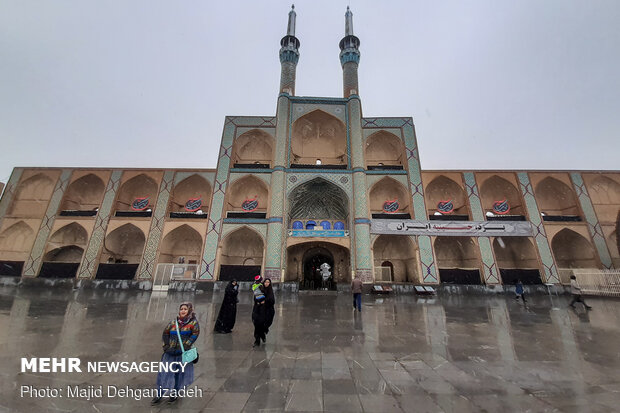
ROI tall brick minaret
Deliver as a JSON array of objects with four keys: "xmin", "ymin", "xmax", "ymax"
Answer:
[
  {"xmin": 279, "ymin": 5, "xmax": 300, "ymax": 95},
  {"xmin": 339, "ymin": 6, "xmax": 361, "ymax": 98}
]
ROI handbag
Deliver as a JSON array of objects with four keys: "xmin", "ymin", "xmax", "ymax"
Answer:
[{"xmin": 175, "ymin": 320, "xmax": 198, "ymax": 364}]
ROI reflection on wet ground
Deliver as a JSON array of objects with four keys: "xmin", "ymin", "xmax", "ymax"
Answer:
[{"xmin": 1, "ymin": 287, "xmax": 620, "ymax": 412}]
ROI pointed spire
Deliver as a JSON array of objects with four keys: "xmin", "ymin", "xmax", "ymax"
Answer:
[
  {"xmin": 287, "ymin": 4, "xmax": 296, "ymax": 36},
  {"xmin": 345, "ymin": 6, "xmax": 354, "ymax": 36}
]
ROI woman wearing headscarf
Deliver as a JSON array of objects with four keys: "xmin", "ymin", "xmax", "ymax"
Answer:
[
  {"xmin": 251, "ymin": 275, "xmax": 267, "ymax": 347},
  {"xmin": 214, "ymin": 280, "xmax": 239, "ymax": 334},
  {"xmin": 152, "ymin": 302, "xmax": 200, "ymax": 405},
  {"xmin": 263, "ymin": 278, "xmax": 275, "ymax": 336}
]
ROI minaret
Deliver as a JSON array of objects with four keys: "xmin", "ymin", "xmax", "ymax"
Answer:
[
  {"xmin": 339, "ymin": 6, "xmax": 361, "ymax": 98},
  {"xmin": 279, "ymin": 5, "xmax": 300, "ymax": 95}
]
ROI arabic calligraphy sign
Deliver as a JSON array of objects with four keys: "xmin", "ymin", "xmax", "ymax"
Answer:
[{"xmin": 371, "ymin": 219, "xmax": 533, "ymax": 237}]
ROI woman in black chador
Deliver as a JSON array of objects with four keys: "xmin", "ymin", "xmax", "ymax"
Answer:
[
  {"xmin": 214, "ymin": 280, "xmax": 238, "ymax": 334},
  {"xmin": 263, "ymin": 278, "xmax": 275, "ymax": 336},
  {"xmin": 251, "ymin": 275, "xmax": 267, "ymax": 347}
]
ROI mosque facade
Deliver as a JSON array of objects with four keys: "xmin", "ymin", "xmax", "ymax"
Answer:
[{"xmin": 0, "ymin": 7, "xmax": 619, "ymax": 289}]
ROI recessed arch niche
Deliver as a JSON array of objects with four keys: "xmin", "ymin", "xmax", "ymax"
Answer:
[
  {"xmin": 9, "ymin": 173, "xmax": 56, "ymax": 217},
  {"xmin": 40, "ymin": 223, "xmax": 87, "ymax": 278},
  {"xmin": 218, "ymin": 227, "xmax": 264, "ymax": 281},
  {"xmin": 369, "ymin": 177, "xmax": 411, "ymax": 218},
  {"xmin": 365, "ymin": 131, "xmax": 405, "ymax": 167},
  {"xmin": 479, "ymin": 175, "xmax": 525, "ymax": 217},
  {"xmin": 100, "ymin": 224, "xmax": 146, "ymax": 264},
  {"xmin": 60, "ymin": 174, "xmax": 106, "ymax": 212},
  {"xmin": 0, "ymin": 221, "xmax": 35, "ymax": 258},
  {"xmin": 225, "ymin": 175, "xmax": 269, "ymax": 215},
  {"xmin": 233, "ymin": 129, "xmax": 275, "ymax": 167},
  {"xmin": 493, "ymin": 237, "xmax": 541, "ymax": 284},
  {"xmin": 586, "ymin": 175, "xmax": 620, "ymax": 224},
  {"xmin": 534, "ymin": 177, "xmax": 580, "ymax": 217},
  {"xmin": 434, "ymin": 237, "xmax": 482, "ymax": 284},
  {"xmin": 425, "ymin": 175, "xmax": 469, "ymax": 217},
  {"xmin": 288, "ymin": 178, "xmax": 349, "ymax": 224},
  {"xmin": 169, "ymin": 175, "xmax": 212, "ymax": 214},
  {"xmin": 291, "ymin": 110, "xmax": 347, "ymax": 166},
  {"xmin": 551, "ymin": 228, "xmax": 598, "ymax": 269},
  {"xmin": 372, "ymin": 235, "xmax": 418, "ymax": 282},
  {"xmin": 115, "ymin": 174, "xmax": 158, "ymax": 212},
  {"xmin": 158, "ymin": 225, "xmax": 203, "ymax": 264}
]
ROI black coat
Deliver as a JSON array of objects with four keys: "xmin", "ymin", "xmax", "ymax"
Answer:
[
  {"xmin": 263, "ymin": 284, "xmax": 275, "ymax": 330},
  {"xmin": 214, "ymin": 281, "xmax": 238, "ymax": 333}
]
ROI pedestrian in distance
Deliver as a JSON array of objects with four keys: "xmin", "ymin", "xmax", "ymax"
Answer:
[
  {"xmin": 352, "ymin": 274, "xmax": 362, "ymax": 312},
  {"xmin": 214, "ymin": 279, "xmax": 239, "ymax": 334},
  {"xmin": 263, "ymin": 278, "xmax": 275, "ymax": 336},
  {"xmin": 152, "ymin": 302, "xmax": 200, "ymax": 405},
  {"xmin": 251, "ymin": 275, "xmax": 268, "ymax": 347},
  {"xmin": 514, "ymin": 279, "xmax": 526, "ymax": 303},
  {"xmin": 569, "ymin": 275, "xmax": 592, "ymax": 309}
]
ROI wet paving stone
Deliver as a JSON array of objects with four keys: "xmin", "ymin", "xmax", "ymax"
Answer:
[{"xmin": 1, "ymin": 286, "xmax": 620, "ymax": 412}]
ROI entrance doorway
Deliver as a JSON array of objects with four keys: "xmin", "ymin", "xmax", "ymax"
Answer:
[
  {"xmin": 302, "ymin": 247, "xmax": 334, "ymax": 290},
  {"xmin": 286, "ymin": 242, "xmax": 350, "ymax": 289}
]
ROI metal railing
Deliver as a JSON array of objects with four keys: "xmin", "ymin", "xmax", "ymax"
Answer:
[
  {"xmin": 153, "ymin": 263, "xmax": 199, "ymax": 291},
  {"xmin": 570, "ymin": 269, "xmax": 620, "ymax": 297}
]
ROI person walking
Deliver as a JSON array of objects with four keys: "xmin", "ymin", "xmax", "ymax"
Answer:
[
  {"xmin": 263, "ymin": 278, "xmax": 275, "ymax": 337},
  {"xmin": 514, "ymin": 279, "xmax": 526, "ymax": 303},
  {"xmin": 214, "ymin": 280, "xmax": 239, "ymax": 334},
  {"xmin": 352, "ymin": 275, "xmax": 362, "ymax": 312},
  {"xmin": 152, "ymin": 302, "xmax": 200, "ymax": 405},
  {"xmin": 252, "ymin": 275, "xmax": 267, "ymax": 347},
  {"xmin": 569, "ymin": 275, "xmax": 592, "ymax": 309}
]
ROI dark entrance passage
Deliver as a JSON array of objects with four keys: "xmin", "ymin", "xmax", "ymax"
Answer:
[{"xmin": 301, "ymin": 247, "xmax": 335, "ymax": 290}]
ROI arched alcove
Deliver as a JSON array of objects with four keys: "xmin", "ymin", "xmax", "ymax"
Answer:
[
  {"xmin": 0, "ymin": 221, "xmax": 35, "ymax": 276},
  {"xmin": 286, "ymin": 241, "xmax": 351, "ymax": 286},
  {"xmin": 9, "ymin": 173, "xmax": 56, "ymax": 217},
  {"xmin": 169, "ymin": 175, "xmax": 212, "ymax": 215},
  {"xmin": 552, "ymin": 229, "xmax": 598, "ymax": 269},
  {"xmin": 493, "ymin": 237, "xmax": 541, "ymax": 284},
  {"xmin": 369, "ymin": 177, "xmax": 411, "ymax": 218},
  {"xmin": 0, "ymin": 221, "xmax": 35, "ymax": 255},
  {"xmin": 48, "ymin": 222, "xmax": 88, "ymax": 246},
  {"xmin": 218, "ymin": 227, "xmax": 264, "ymax": 281},
  {"xmin": 100, "ymin": 224, "xmax": 146, "ymax": 264},
  {"xmin": 434, "ymin": 237, "xmax": 482, "ymax": 284},
  {"xmin": 479, "ymin": 175, "xmax": 525, "ymax": 217},
  {"xmin": 291, "ymin": 110, "xmax": 347, "ymax": 166},
  {"xmin": 608, "ymin": 230, "xmax": 620, "ymax": 268},
  {"xmin": 289, "ymin": 178, "xmax": 349, "ymax": 225},
  {"xmin": 225, "ymin": 175, "xmax": 269, "ymax": 216},
  {"xmin": 587, "ymin": 176, "xmax": 620, "ymax": 224},
  {"xmin": 534, "ymin": 177, "xmax": 580, "ymax": 218},
  {"xmin": 233, "ymin": 129, "xmax": 275, "ymax": 167},
  {"xmin": 373, "ymin": 235, "xmax": 418, "ymax": 282},
  {"xmin": 60, "ymin": 174, "xmax": 106, "ymax": 212},
  {"xmin": 365, "ymin": 131, "xmax": 404, "ymax": 168},
  {"xmin": 425, "ymin": 176, "xmax": 469, "ymax": 218},
  {"xmin": 159, "ymin": 225, "xmax": 203, "ymax": 264},
  {"xmin": 114, "ymin": 174, "xmax": 158, "ymax": 213}
]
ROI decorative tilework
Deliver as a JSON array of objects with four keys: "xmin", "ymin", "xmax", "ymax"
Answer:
[
  {"xmin": 353, "ymin": 173, "xmax": 368, "ymax": 219},
  {"xmin": 362, "ymin": 117, "xmax": 413, "ymax": 128},
  {"xmin": 78, "ymin": 170, "xmax": 122, "ymax": 279},
  {"xmin": 291, "ymin": 102, "xmax": 347, "ymax": 123},
  {"xmin": 418, "ymin": 235, "xmax": 438, "ymax": 283},
  {"xmin": 23, "ymin": 169, "xmax": 72, "ymax": 277},
  {"xmin": 137, "ymin": 170, "xmax": 175, "ymax": 279},
  {"xmin": 517, "ymin": 172, "xmax": 560, "ymax": 283},
  {"xmin": 0, "ymin": 168, "xmax": 23, "ymax": 230},
  {"xmin": 570, "ymin": 173, "xmax": 613, "ymax": 269},
  {"xmin": 348, "ymin": 100, "xmax": 364, "ymax": 170},
  {"xmin": 463, "ymin": 173, "xmax": 500, "ymax": 283},
  {"xmin": 285, "ymin": 173, "xmax": 352, "ymax": 195},
  {"xmin": 200, "ymin": 119, "xmax": 236, "ymax": 279},
  {"xmin": 265, "ymin": 222, "xmax": 284, "ymax": 281}
]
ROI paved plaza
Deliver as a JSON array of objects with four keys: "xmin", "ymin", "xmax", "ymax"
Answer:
[{"xmin": 1, "ymin": 286, "xmax": 620, "ymax": 412}]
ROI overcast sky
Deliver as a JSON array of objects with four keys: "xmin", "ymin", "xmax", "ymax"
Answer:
[{"xmin": 1, "ymin": 1, "xmax": 619, "ymax": 184}]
